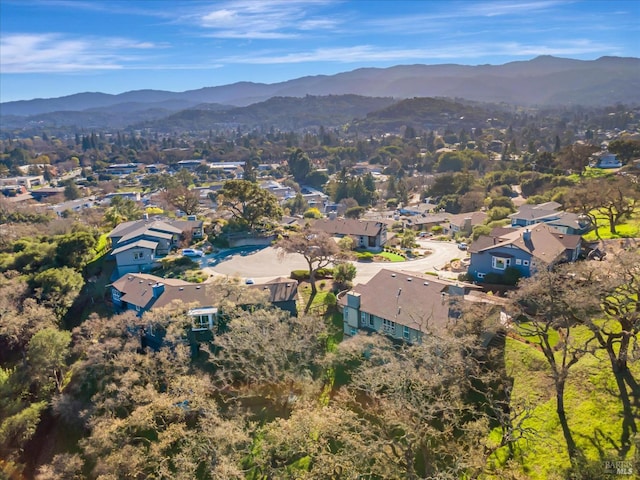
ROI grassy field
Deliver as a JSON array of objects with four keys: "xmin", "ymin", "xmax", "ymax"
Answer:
[
  {"xmin": 488, "ymin": 336, "xmax": 640, "ymax": 479},
  {"xmin": 566, "ymin": 167, "xmax": 615, "ymax": 183},
  {"xmin": 583, "ymin": 212, "xmax": 640, "ymax": 241}
]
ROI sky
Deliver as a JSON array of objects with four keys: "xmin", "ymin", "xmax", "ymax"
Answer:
[{"xmin": 1, "ymin": 0, "xmax": 639, "ymax": 103}]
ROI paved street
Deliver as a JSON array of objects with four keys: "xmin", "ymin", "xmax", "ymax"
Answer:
[{"xmin": 204, "ymin": 239, "xmax": 465, "ymax": 286}]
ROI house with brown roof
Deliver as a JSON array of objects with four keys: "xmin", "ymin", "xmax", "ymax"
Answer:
[
  {"xmin": 339, "ymin": 269, "xmax": 482, "ymax": 344},
  {"xmin": 312, "ymin": 218, "xmax": 387, "ymax": 251},
  {"xmin": 445, "ymin": 211, "xmax": 488, "ymax": 237},
  {"xmin": 467, "ymin": 223, "xmax": 582, "ymax": 283},
  {"xmin": 110, "ymin": 273, "xmax": 298, "ymax": 327}
]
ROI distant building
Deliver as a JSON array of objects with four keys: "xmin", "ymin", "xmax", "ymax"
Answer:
[
  {"xmin": 591, "ymin": 152, "xmax": 622, "ymax": 169},
  {"xmin": 102, "ymin": 191, "xmax": 142, "ymax": 204},
  {"xmin": 176, "ymin": 159, "xmax": 206, "ymax": 171},
  {"xmin": 106, "ymin": 163, "xmax": 142, "ymax": 176},
  {"xmin": 0, "ymin": 175, "xmax": 45, "ymax": 189},
  {"xmin": 49, "ymin": 196, "xmax": 97, "ymax": 217}
]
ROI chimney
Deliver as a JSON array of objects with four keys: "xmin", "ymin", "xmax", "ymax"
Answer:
[
  {"xmin": 152, "ymin": 282, "xmax": 164, "ymax": 298},
  {"xmin": 347, "ymin": 291, "xmax": 361, "ymax": 309},
  {"xmin": 523, "ymin": 228, "xmax": 531, "ymax": 242}
]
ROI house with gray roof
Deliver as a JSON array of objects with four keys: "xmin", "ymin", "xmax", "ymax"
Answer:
[
  {"xmin": 108, "ymin": 217, "xmax": 204, "ymax": 276},
  {"xmin": 110, "ymin": 273, "xmax": 298, "ymax": 329},
  {"xmin": 312, "ymin": 218, "xmax": 387, "ymax": 251},
  {"xmin": 339, "ymin": 269, "xmax": 483, "ymax": 344},
  {"xmin": 509, "ymin": 202, "xmax": 592, "ymax": 235},
  {"xmin": 467, "ymin": 223, "xmax": 582, "ymax": 283}
]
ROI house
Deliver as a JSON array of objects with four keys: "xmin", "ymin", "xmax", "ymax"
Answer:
[
  {"xmin": 102, "ymin": 191, "xmax": 142, "ymax": 204},
  {"xmin": 248, "ymin": 277, "xmax": 299, "ymax": 316},
  {"xmin": 313, "ymin": 218, "xmax": 387, "ymax": 251},
  {"xmin": 260, "ymin": 180, "xmax": 296, "ymax": 199},
  {"xmin": 509, "ymin": 202, "xmax": 592, "ymax": 235},
  {"xmin": 110, "ymin": 273, "xmax": 298, "ymax": 325},
  {"xmin": 467, "ymin": 223, "xmax": 582, "ymax": 283},
  {"xmin": 106, "ymin": 163, "xmax": 142, "ymax": 176},
  {"xmin": 446, "ymin": 211, "xmax": 488, "ymax": 237},
  {"xmin": 49, "ymin": 196, "xmax": 97, "ymax": 217},
  {"xmin": 404, "ymin": 212, "xmax": 450, "ymax": 231},
  {"xmin": 592, "ymin": 152, "xmax": 622, "ymax": 169},
  {"xmin": 509, "ymin": 201, "xmax": 562, "ymax": 227},
  {"xmin": 108, "ymin": 218, "xmax": 204, "ymax": 275},
  {"xmin": 29, "ymin": 187, "xmax": 65, "ymax": 201},
  {"xmin": 176, "ymin": 159, "xmax": 205, "ymax": 171},
  {"xmin": 0, "ymin": 175, "xmax": 45, "ymax": 189},
  {"xmin": 208, "ymin": 162, "xmax": 245, "ymax": 177},
  {"xmin": 339, "ymin": 269, "xmax": 482, "ymax": 344}
]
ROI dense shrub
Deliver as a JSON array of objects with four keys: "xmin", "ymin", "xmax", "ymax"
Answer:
[
  {"xmin": 290, "ymin": 268, "xmax": 334, "ymax": 280},
  {"xmin": 355, "ymin": 252, "xmax": 375, "ymax": 261}
]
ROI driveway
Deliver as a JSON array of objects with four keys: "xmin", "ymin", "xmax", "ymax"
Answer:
[{"xmin": 204, "ymin": 239, "xmax": 465, "ymax": 285}]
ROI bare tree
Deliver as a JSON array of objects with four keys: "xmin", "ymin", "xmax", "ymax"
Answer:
[
  {"xmin": 212, "ymin": 310, "xmax": 328, "ymax": 410},
  {"xmin": 510, "ymin": 266, "xmax": 598, "ymax": 466},
  {"xmin": 566, "ymin": 176, "xmax": 640, "ymax": 236},
  {"xmin": 276, "ymin": 227, "xmax": 340, "ymax": 302}
]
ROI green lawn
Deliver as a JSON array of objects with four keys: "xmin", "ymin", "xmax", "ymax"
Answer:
[
  {"xmin": 566, "ymin": 167, "xmax": 615, "ymax": 183},
  {"xmin": 377, "ymin": 251, "xmax": 405, "ymax": 262},
  {"xmin": 583, "ymin": 212, "xmax": 640, "ymax": 241},
  {"xmin": 487, "ymin": 336, "xmax": 640, "ymax": 479}
]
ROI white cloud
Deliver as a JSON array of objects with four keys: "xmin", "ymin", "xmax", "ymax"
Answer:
[
  {"xmin": 0, "ymin": 33, "xmax": 160, "ymax": 73},
  {"xmin": 464, "ymin": 0, "xmax": 568, "ymax": 17},
  {"xmin": 188, "ymin": 0, "xmax": 340, "ymax": 39},
  {"xmin": 219, "ymin": 40, "xmax": 618, "ymax": 65}
]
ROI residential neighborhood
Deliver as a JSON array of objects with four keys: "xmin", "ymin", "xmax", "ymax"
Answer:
[{"xmin": 1, "ymin": 29, "xmax": 639, "ymax": 479}]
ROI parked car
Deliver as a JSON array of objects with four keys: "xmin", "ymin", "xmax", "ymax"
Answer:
[
  {"xmin": 457, "ymin": 242, "xmax": 468, "ymax": 250},
  {"xmin": 182, "ymin": 248, "xmax": 204, "ymax": 257},
  {"xmin": 245, "ymin": 278, "xmax": 255, "ymax": 284}
]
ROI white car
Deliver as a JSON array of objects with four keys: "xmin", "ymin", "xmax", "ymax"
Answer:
[{"xmin": 182, "ymin": 248, "xmax": 204, "ymax": 257}]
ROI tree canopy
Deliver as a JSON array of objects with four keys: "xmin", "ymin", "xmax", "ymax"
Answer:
[{"xmin": 217, "ymin": 180, "xmax": 282, "ymax": 230}]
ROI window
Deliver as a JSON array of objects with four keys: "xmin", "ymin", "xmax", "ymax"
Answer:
[
  {"xmin": 492, "ymin": 256, "xmax": 510, "ymax": 270},
  {"xmin": 133, "ymin": 251, "xmax": 144, "ymax": 260},
  {"xmin": 192, "ymin": 314, "xmax": 211, "ymax": 331},
  {"xmin": 523, "ymin": 260, "xmax": 530, "ymax": 266},
  {"xmin": 360, "ymin": 312, "xmax": 368, "ymax": 326},
  {"xmin": 383, "ymin": 319, "xmax": 396, "ymax": 334},
  {"xmin": 403, "ymin": 326, "xmax": 410, "ymax": 340},
  {"xmin": 515, "ymin": 258, "xmax": 522, "ymax": 265}
]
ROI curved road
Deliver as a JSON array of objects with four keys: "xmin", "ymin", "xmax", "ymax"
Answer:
[{"xmin": 205, "ymin": 239, "xmax": 465, "ymax": 285}]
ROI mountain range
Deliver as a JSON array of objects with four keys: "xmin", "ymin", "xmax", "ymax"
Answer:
[{"xmin": 1, "ymin": 56, "xmax": 638, "ymax": 132}]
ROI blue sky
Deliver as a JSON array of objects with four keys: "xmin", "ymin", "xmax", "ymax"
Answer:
[{"xmin": 1, "ymin": 0, "xmax": 639, "ymax": 102}]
